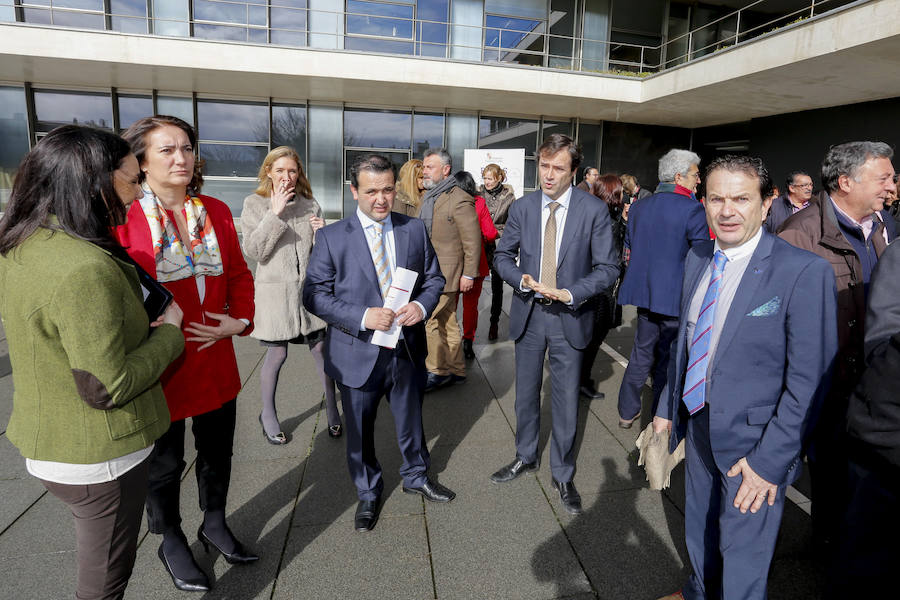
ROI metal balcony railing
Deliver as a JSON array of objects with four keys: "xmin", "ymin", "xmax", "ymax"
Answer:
[{"xmin": 0, "ymin": 0, "xmax": 866, "ymax": 76}]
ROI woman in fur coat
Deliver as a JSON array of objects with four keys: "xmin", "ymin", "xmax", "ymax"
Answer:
[{"xmin": 241, "ymin": 146, "xmax": 342, "ymax": 444}]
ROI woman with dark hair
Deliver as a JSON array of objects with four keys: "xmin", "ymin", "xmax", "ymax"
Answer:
[
  {"xmin": 579, "ymin": 173, "xmax": 627, "ymax": 398},
  {"xmin": 455, "ymin": 170, "xmax": 498, "ymax": 359},
  {"xmin": 0, "ymin": 125, "xmax": 184, "ymax": 600},
  {"xmin": 116, "ymin": 115, "xmax": 257, "ymax": 592},
  {"xmin": 478, "ymin": 163, "xmax": 517, "ymax": 341},
  {"xmin": 241, "ymin": 146, "xmax": 341, "ymax": 443}
]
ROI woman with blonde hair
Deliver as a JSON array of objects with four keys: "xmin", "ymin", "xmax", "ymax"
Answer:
[
  {"xmin": 478, "ymin": 163, "xmax": 517, "ymax": 340},
  {"xmin": 395, "ymin": 158, "xmax": 425, "ymax": 217},
  {"xmin": 241, "ymin": 146, "xmax": 341, "ymax": 444}
]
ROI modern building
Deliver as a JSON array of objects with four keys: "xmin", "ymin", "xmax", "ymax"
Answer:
[{"xmin": 1, "ymin": 0, "xmax": 899, "ymax": 217}]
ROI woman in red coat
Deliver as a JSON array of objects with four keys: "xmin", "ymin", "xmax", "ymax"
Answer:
[
  {"xmin": 117, "ymin": 116, "xmax": 257, "ymax": 593},
  {"xmin": 454, "ymin": 171, "xmax": 498, "ymax": 359}
]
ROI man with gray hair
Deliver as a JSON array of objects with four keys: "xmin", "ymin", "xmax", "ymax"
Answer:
[
  {"xmin": 616, "ymin": 149, "xmax": 709, "ymax": 429},
  {"xmin": 779, "ymin": 141, "xmax": 897, "ymax": 553},
  {"xmin": 419, "ymin": 148, "xmax": 481, "ymax": 390}
]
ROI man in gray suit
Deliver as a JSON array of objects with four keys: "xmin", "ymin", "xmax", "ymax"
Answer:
[{"xmin": 489, "ymin": 134, "xmax": 619, "ymax": 514}]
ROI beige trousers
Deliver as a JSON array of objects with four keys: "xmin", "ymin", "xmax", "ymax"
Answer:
[{"xmin": 425, "ymin": 292, "xmax": 465, "ymax": 376}]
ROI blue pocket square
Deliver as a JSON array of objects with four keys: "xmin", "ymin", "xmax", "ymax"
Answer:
[{"xmin": 747, "ymin": 296, "xmax": 781, "ymax": 317}]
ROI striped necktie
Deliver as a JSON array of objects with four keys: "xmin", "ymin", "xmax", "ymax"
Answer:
[
  {"xmin": 371, "ymin": 222, "xmax": 391, "ymax": 298},
  {"xmin": 682, "ymin": 250, "xmax": 728, "ymax": 415}
]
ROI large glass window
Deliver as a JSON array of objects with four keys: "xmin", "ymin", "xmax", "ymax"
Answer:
[
  {"xmin": 110, "ymin": 0, "xmax": 148, "ymax": 34},
  {"xmin": 484, "ymin": 0, "xmax": 546, "ymax": 66},
  {"xmin": 197, "ymin": 99, "xmax": 268, "ymax": 178},
  {"xmin": 413, "ymin": 112, "xmax": 444, "ymax": 157},
  {"xmin": 194, "ymin": 0, "xmax": 268, "ymax": 43},
  {"xmin": 156, "ymin": 95, "xmax": 194, "ymax": 127},
  {"xmin": 117, "ymin": 93, "xmax": 153, "ymax": 131},
  {"xmin": 0, "ymin": 87, "xmax": 30, "ymax": 210},
  {"xmin": 152, "ymin": 0, "xmax": 190, "ymax": 37},
  {"xmin": 20, "ymin": 0, "xmax": 105, "ymax": 29},
  {"xmin": 345, "ymin": 0, "xmax": 415, "ymax": 54},
  {"xmin": 33, "ymin": 89, "xmax": 113, "ymax": 134},
  {"xmin": 449, "ymin": 0, "xmax": 483, "ymax": 61},
  {"xmin": 271, "ymin": 0, "xmax": 308, "ymax": 46},
  {"xmin": 416, "ymin": 0, "xmax": 448, "ymax": 57},
  {"xmin": 272, "ymin": 104, "xmax": 308, "ymax": 165},
  {"xmin": 344, "ymin": 108, "xmax": 412, "ymax": 149},
  {"xmin": 549, "ymin": 0, "xmax": 577, "ymax": 70}
]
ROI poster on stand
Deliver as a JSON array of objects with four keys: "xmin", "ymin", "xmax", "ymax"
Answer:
[{"xmin": 463, "ymin": 148, "xmax": 526, "ymax": 199}]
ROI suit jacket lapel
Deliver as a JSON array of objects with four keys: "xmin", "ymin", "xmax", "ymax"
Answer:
[
  {"xmin": 682, "ymin": 243, "xmax": 713, "ymax": 318},
  {"xmin": 526, "ymin": 192, "xmax": 542, "ymax": 275},
  {"xmin": 394, "ymin": 218, "xmax": 409, "ymax": 270},
  {"xmin": 710, "ymin": 233, "xmax": 774, "ymax": 370},
  {"xmin": 556, "ymin": 193, "xmax": 579, "ymax": 268},
  {"xmin": 346, "ymin": 217, "xmax": 379, "ymax": 293}
]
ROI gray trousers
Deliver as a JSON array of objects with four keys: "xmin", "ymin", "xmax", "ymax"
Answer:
[{"xmin": 513, "ymin": 302, "xmax": 583, "ymax": 482}]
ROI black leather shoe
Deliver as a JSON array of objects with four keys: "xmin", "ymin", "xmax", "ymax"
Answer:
[
  {"xmin": 355, "ymin": 498, "xmax": 381, "ymax": 532},
  {"xmin": 424, "ymin": 373, "xmax": 451, "ymax": 392},
  {"xmin": 490, "ymin": 458, "xmax": 538, "ymax": 483},
  {"xmin": 463, "ymin": 339, "xmax": 475, "ymax": 359},
  {"xmin": 158, "ymin": 543, "xmax": 210, "ymax": 593},
  {"xmin": 551, "ymin": 478, "xmax": 583, "ymax": 515},
  {"xmin": 198, "ymin": 525, "xmax": 259, "ymax": 564},
  {"xmin": 403, "ymin": 478, "xmax": 456, "ymax": 502},
  {"xmin": 579, "ymin": 380, "xmax": 605, "ymax": 399}
]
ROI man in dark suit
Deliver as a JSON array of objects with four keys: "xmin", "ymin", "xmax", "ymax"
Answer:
[
  {"xmin": 303, "ymin": 154, "xmax": 455, "ymax": 532},
  {"xmin": 489, "ymin": 134, "xmax": 619, "ymax": 514},
  {"xmin": 617, "ymin": 149, "xmax": 709, "ymax": 429},
  {"xmin": 576, "ymin": 166, "xmax": 598, "ymax": 192},
  {"xmin": 654, "ymin": 156, "xmax": 837, "ymax": 600}
]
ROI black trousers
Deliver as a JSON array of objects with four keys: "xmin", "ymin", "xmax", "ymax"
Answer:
[
  {"xmin": 145, "ymin": 399, "xmax": 236, "ymax": 533},
  {"xmin": 489, "ymin": 266, "xmax": 504, "ymax": 325},
  {"xmin": 41, "ymin": 457, "xmax": 151, "ymax": 600}
]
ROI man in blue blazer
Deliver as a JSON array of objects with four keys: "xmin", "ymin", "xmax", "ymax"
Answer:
[
  {"xmin": 654, "ymin": 156, "xmax": 837, "ymax": 600},
  {"xmin": 303, "ymin": 154, "xmax": 454, "ymax": 533},
  {"xmin": 489, "ymin": 134, "xmax": 619, "ymax": 514},
  {"xmin": 617, "ymin": 149, "xmax": 709, "ymax": 429}
]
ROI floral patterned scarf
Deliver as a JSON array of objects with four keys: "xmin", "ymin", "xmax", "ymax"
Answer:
[{"xmin": 138, "ymin": 186, "xmax": 224, "ymax": 282}]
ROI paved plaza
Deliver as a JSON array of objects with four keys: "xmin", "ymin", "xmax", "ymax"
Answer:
[{"xmin": 0, "ymin": 285, "xmax": 821, "ymax": 599}]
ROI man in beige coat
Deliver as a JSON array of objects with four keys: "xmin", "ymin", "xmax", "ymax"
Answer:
[{"xmin": 419, "ymin": 148, "xmax": 482, "ymax": 390}]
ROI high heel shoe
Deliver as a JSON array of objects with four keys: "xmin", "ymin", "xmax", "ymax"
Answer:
[
  {"xmin": 157, "ymin": 542, "xmax": 210, "ymax": 592},
  {"xmin": 258, "ymin": 413, "xmax": 287, "ymax": 445},
  {"xmin": 198, "ymin": 525, "xmax": 259, "ymax": 564}
]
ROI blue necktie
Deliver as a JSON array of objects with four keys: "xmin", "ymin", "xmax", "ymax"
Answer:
[{"xmin": 682, "ymin": 250, "xmax": 728, "ymax": 415}]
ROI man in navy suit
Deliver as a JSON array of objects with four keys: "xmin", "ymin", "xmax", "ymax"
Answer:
[
  {"xmin": 489, "ymin": 134, "xmax": 619, "ymax": 514},
  {"xmin": 303, "ymin": 154, "xmax": 455, "ymax": 533},
  {"xmin": 617, "ymin": 149, "xmax": 709, "ymax": 429},
  {"xmin": 654, "ymin": 156, "xmax": 837, "ymax": 600}
]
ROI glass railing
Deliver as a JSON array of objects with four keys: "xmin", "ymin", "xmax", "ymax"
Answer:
[{"xmin": 0, "ymin": 0, "xmax": 865, "ymax": 76}]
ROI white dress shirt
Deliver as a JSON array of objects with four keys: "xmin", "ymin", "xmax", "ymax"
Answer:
[
  {"xmin": 521, "ymin": 185, "xmax": 575, "ymax": 304},
  {"xmin": 356, "ymin": 208, "xmax": 425, "ymax": 329}
]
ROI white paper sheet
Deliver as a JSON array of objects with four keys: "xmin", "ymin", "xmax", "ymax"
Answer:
[{"xmin": 371, "ymin": 267, "xmax": 419, "ymax": 348}]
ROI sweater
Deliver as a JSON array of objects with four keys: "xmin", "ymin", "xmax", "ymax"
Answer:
[
  {"xmin": 0, "ymin": 227, "xmax": 184, "ymax": 463},
  {"xmin": 241, "ymin": 193, "xmax": 327, "ymax": 341}
]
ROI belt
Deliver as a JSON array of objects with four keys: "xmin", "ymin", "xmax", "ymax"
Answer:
[{"xmin": 533, "ymin": 296, "xmax": 553, "ymax": 306}]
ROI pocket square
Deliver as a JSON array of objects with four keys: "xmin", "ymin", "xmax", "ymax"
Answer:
[{"xmin": 747, "ymin": 296, "xmax": 781, "ymax": 317}]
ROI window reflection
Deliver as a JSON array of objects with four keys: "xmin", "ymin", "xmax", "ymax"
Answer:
[
  {"xmin": 479, "ymin": 116, "xmax": 538, "ymax": 155},
  {"xmin": 199, "ymin": 179, "xmax": 259, "ymax": 217},
  {"xmin": 200, "ymin": 144, "xmax": 268, "ymax": 177},
  {"xmin": 0, "ymin": 87, "xmax": 30, "ymax": 209},
  {"xmin": 343, "ymin": 108, "xmax": 411, "ymax": 149},
  {"xmin": 118, "ymin": 94, "xmax": 153, "ymax": 131},
  {"xmin": 271, "ymin": 0, "xmax": 308, "ymax": 46},
  {"xmin": 346, "ymin": 0, "xmax": 414, "ymax": 39},
  {"xmin": 416, "ymin": 0, "xmax": 448, "ymax": 57},
  {"xmin": 157, "ymin": 96, "xmax": 194, "ymax": 127},
  {"xmin": 33, "ymin": 89, "xmax": 113, "ymax": 133},
  {"xmin": 197, "ymin": 100, "xmax": 268, "ymax": 143},
  {"xmin": 110, "ymin": 0, "xmax": 147, "ymax": 33},
  {"xmin": 344, "ymin": 149, "xmax": 409, "ymax": 181},
  {"xmin": 484, "ymin": 14, "xmax": 546, "ymax": 66},
  {"xmin": 413, "ymin": 112, "xmax": 444, "ymax": 157},
  {"xmin": 272, "ymin": 104, "xmax": 307, "ymax": 165}
]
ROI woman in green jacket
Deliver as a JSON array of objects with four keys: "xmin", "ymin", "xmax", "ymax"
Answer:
[{"xmin": 0, "ymin": 126, "xmax": 185, "ymax": 600}]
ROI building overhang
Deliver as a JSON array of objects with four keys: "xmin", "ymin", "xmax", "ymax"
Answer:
[{"xmin": 1, "ymin": 0, "xmax": 898, "ymax": 127}]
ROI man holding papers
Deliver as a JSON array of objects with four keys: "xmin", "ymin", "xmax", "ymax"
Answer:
[{"xmin": 303, "ymin": 154, "xmax": 454, "ymax": 533}]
